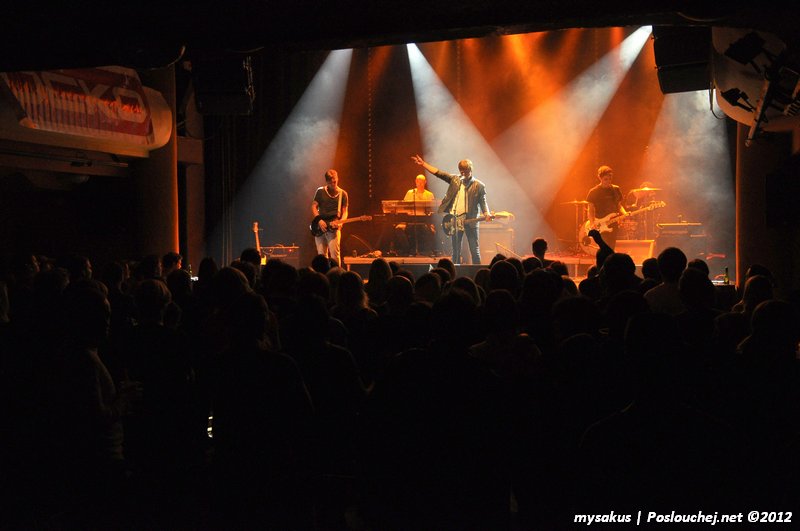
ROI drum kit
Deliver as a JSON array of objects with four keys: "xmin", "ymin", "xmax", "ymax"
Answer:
[
  {"xmin": 625, "ymin": 186, "xmax": 662, "ymax": 239},
  {"xmin": 559, "ymin": 199, "xmax": 590, "ymax": 255},
  {"xmin": 560, "ymin": 186, "xmax": 663, "ymax": 255}
]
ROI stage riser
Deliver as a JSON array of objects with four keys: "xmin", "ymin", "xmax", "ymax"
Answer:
[
  {"xmin": 347, "ymin": 262, "xmax": 431, "ymax": 280},
  {"xmin": 346, "ymin": 259, "xmax": 489, "ymax": 281}
]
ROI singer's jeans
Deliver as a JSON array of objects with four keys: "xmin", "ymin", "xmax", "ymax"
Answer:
[
  {"xmin": 451, "ymin": 225, "xmax": 481, "ymax": 265},
  {"xmin": 315, "ymin": 229, "xmax": 342, "ymax": 266}
]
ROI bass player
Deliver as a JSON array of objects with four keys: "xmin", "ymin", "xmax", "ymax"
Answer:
[
  {"xmin": 311, "ymin": 169, "xmax": 349, "ymax": 267},
  {"xmin": 586, "ymin": 165, "xmax": 629, "ymax": 251}
]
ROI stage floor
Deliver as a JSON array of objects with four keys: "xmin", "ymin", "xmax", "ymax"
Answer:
[
  {"xmin": 347, "ymin": 256, "xmax": 445, "ymax": 266},
  {"xmin": 345, "ymin": 252, "xmax": 598, "ymax": 281}
]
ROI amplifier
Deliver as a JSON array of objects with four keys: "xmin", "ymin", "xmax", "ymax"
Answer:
[
  {"xmin": 657, "ymin": 222, "xmax": 704, "ymax": 236},
  {"xmin": 479, "ymin": 227, "xmax": 515, "ymax": 263},
  {"xmin": 260, "ymin": 245, "xmax": 300, "ymax": 268}
]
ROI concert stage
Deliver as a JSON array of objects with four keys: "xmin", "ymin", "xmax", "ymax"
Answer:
[
  {"xmin": 345, "ymin": 242, "xmax": 656, "ymax": 281},
  {"xmin": 345, "ymin": 253, "xmax": 601, "ymax": 280},
  {"xmin": 345, "ymin": 256, "xmax": 488, "ymax": 280},
  {"xmin": 547, "ymin": 253, "xmax": 596, "ymax": 278}
]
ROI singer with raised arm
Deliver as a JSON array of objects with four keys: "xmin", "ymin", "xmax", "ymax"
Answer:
[
  {"xmin": 311, "ymin": 169, "xmax": 348, "ymax": 267},
  {"xmin": 411, "ymin": 154, "xmax": 490, "ymax": 265}
]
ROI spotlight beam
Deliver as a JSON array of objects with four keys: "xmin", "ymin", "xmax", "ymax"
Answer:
[
  {"xmin": 215, "ymin": 49, "xmax": 353, "ymax": 258},
  {"xmin": 494, "ymin": 26, "xmax": 652, "ymax": 209},
  {"xmin": 407, "ymin": 43, "xmax": 555, "ymax": 243}
]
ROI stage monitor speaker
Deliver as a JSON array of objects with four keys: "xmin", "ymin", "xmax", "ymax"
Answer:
[
  {"xmin": 615, "ymin": 240, "xmax": 655, "ymax": 266},
  {"xmin": 479, "ymin": 226, "xmax": 514, "ymax": 264},
  {"xmin": 653, "ymin": 26, "xmax": 711, "ymax": 94}
]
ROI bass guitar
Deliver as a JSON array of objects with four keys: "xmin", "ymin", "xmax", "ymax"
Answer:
[
  {"xmin": 441, "ymin": 211, "xmax": 511, "ymax": 237},
  {"xmin": 578, "ymin": 201, "xmax": 666, "ymax": 255},
  {"xmin": 586, "ymin": 201, "xmax": 666, "ymax": 234},
  {"xmin": 310, "ymin": 215, "xmax": 372, "ymax": 237}
]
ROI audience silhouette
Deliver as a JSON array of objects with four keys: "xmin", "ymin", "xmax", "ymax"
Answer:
[{"xmin": 0, "ymin": 243, "xmax": 796, "ymax": 530}]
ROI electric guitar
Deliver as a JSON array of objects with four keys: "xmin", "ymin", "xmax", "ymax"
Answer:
[
  {"xmin": 586, "ymin": 201, "xmax": 666, "ymax": 233},
  {"xmin": 578, "ymin": 201, "xmax": 666, "ymax": 254},
  {"xmin": 310, "ymin": 215, "xmax": 372, "ymax": 237},
  {"xmin": 441, "ymin": 211, "xmax": 511, "ymax": 237}
]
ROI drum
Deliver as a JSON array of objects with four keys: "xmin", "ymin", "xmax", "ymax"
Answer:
[{"xmin": 618, "ymin": 219, "xmax": 639, "ymax": 239}]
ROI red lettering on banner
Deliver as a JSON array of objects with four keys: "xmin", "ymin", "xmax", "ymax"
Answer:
[{"xmin": 1, "ymin": 66, "xmax": 153, "ymax": 143}]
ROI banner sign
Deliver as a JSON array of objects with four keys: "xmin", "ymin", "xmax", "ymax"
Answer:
[{"xmin": 1, "ymin": 66, "xmax": 156, "ymax": 145}]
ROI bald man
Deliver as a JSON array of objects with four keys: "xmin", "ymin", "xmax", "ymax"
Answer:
[
  {"xmin": 402, "ymin": 173, "xmax": 436, "ymax": 254},
  {"xmin": 404, "ymin": 174, "xmax": 435, "ymax": 206}
]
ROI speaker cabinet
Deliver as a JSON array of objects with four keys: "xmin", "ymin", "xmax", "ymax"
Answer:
[
  {"xmin": 615, "ymin": 239, "xmax": 655, "ymax": 265},
  {"xmin": 478, "ymin": 225, "xmax": 514, "ymax": 264},
  {"xmin": 193, "ymin": 53, "xmax": 255, "ymax": 115},
  {"xmin": 653, "ymin": 26, "xmax": 711, "ymax": 94},
  {"xmin": 261, "ymin": 245, "xmax": 300, "ymax": 269}
]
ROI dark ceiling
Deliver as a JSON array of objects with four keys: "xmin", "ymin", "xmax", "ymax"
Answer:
[{"xmin": 2, "ymin": 1, "xmax": 799, "ymax": 72}]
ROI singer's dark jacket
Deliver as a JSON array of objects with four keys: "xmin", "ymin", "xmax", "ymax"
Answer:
[{"xmin": 432, "ymin": 170, "xmax": 490, "ymax": 220}]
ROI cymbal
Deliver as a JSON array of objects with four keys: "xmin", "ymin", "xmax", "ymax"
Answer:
[
  {"xmin": 630, "ymin": 186, "xmax": 662, "ymax": 193},
  {"xmin": 560, "ymin": 200, "xmax": 589, "ymax": 205}
]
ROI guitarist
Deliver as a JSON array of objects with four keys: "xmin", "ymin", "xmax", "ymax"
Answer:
[
  {"xmin": 586, "ymin": 165, "xmax": 629, "ymax": 251},
  {"xmin": 411, "ymin": 154, "xmax": 490, "ymax": 265},
  {"xmin": 311, "ymin": 169, "xmax": 349, "ymax": 267}
]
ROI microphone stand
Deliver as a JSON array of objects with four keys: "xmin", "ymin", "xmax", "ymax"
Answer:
[
  {"xmin": 412, "ymin": 187, "xmax": 420, "ymax": 256},
  {"xmin": 495, "ymin": 242, "xmax": 522, "ymax": 258}
]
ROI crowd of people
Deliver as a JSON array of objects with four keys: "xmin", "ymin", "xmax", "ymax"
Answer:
[{"xmin": 1, "ymin": 242, "xmax": 799, "ymax": 530}]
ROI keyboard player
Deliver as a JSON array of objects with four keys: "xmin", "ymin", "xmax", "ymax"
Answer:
[
  {"xmin": 404, "ymin": 173, "xmax": 435, "ymax": 206},
  {"xmin": 377, "ymin": 174, "xmax": 437, "ymax": 255},
  {"xmin": 403, "ymin": 174, "xmax": 437, "ymax": 254}
]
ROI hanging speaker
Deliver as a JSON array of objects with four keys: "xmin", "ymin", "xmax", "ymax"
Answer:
[
  {"xmin": 653, "ymin": 26, "xmax": 712, "ymax": 94},
  {"xmin": 193, "ymin": 52, "xmax": 255, "ymax": 115}
]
